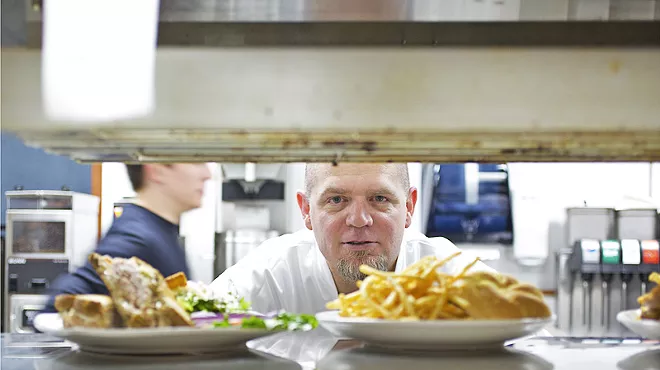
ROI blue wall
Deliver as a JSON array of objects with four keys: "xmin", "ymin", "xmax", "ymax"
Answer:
[{"xmin": 0, "ymin": 132, "xmax": 91, "ymax": 225}]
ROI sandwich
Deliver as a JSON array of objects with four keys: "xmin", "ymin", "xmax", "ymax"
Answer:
[
  {"xmin": 89, "ymin": 253, "xmax": 194, "ymax": 328},
  {"xmin": 638, "ymin": 272, "xmax": 660, "ymax": 320},
  {"xmin": 54, "ymin": 294, "xmax": 121, "ymax": 329},
  {"xmin": 453, "ymin": 271, "xmax": 552, "ymax": 320}
]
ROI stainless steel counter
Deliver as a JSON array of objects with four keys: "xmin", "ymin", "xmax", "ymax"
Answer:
[{"xmin": 2, "ymin": 330, "xmax": 659, "ymax": 370}]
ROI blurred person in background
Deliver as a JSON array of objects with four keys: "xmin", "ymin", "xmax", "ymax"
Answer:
[{"xmin": 42, "ymin": 163, "xmax": 211, "ymax": 312}]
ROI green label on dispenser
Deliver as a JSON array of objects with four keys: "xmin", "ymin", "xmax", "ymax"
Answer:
[{"xmin": 601, "ymin": 240, "xmax": 621, "ymax": 264}]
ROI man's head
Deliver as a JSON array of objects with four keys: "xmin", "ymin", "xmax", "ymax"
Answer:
[
  {"xmin": 126, "ymin": 164, "xmax": 212, "ymax": 212},
  {"xmin": 297, "ymin": 163, "xmax": 417, "ymax": 288}
]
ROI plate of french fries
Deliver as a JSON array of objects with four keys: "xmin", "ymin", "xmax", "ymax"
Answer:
[{"xmin": 317, "ymin": 253, "xmax": 555, "ymax": 350}]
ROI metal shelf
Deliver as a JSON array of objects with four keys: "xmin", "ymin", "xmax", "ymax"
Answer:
[{"xmin": 3, "ymin": 46, "xmax": 659, "ymax": 163}]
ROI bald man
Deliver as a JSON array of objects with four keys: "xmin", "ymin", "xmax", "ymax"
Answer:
[{"xmin": 210, "ymin": 163, "xmax": 494, "ymax": 314}]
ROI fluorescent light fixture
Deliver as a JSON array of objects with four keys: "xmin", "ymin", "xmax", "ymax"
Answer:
[{"xmin": 42, "ymin": 0, "xmax": 159, "ymax": 122}]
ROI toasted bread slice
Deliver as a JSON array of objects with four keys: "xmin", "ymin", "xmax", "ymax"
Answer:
[
  {"xmin": 89, "ymin": 253, "xmax": 194, "ymax": 328},
  {"xmin": 165, "ymin": 272, "xmax": 188, "ymax": 291},
  {"xmin": 55, "ymin": 294, "xmax": 121, "ymax": 328},
  {"xmin": 456, "ymin": 272, "xmax": 551, "ymax": 319}
]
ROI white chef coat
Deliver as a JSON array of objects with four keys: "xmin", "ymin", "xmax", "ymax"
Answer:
[{"xmin": 210, "ymin": 228, "xmax": 494, "ymax": 315}]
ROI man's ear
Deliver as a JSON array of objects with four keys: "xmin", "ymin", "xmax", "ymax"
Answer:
[
  {"xmin": 296, "ymin": 191, "xmax": 313, "ymax": 230},
  {"xmin": 404, "ymin": 186, "xmax": 418, "ymax": 228},
  {"xmin": 142, "ymin": 164, "xmax": 165, "ymax": 185}
]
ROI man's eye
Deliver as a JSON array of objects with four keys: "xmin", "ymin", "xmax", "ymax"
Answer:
[
  {"xmin": 328, "ymin": 196, "xmax": 343, "ymax": 204},
  {"xmin": 374, "ymin": 195, "xmax": 388, "ymax": 203}
]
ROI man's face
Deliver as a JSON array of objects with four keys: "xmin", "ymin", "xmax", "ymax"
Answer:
[
  {"xmin": 297, "ymin": 164, "xmax": 417, "ymax": 284},
  {"xmin": 150, "ymin": 163, "xmax": 212, "ymax": 211}
]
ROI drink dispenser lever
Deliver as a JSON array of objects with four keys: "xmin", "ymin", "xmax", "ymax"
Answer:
[
  {"xmin": 580, "ymin": 239, "xmax": 601, "ymax": 331},
  {"xmin": 620, "ymin": 239, "xmax": 642, "ymax": 311},
  {"xmin": 567, "ymin": 241, "xmax": 584, "ymax": 331},
  {"xmin": 640, "ymin": 240, "xmax": 660, "ymax": 295},
  {"xmin": 600, "ymin": 240, "xmax": 622, "ymax": 331}
]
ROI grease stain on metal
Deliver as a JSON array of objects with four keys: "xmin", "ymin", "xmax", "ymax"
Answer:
[{"xmin": 609, "ymin": 60, "xmax": 621, "ymax": 74}]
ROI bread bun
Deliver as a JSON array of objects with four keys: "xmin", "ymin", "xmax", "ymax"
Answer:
[
  {"xmin": 55, "ymin": 294, "xmax": 121, "ymax": 328},
  {"xmin": 453, "ymin": 271, "xmax": 551, "ymax": 320}
]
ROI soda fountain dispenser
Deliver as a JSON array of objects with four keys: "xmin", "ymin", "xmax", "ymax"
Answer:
[
  {"xmin": 579, "ymin": 239, "xmax": 601, "ymax": 332},
  {"xmin": 600, "ymin": 240, "xmax": 621, "ymax": 333},
  {"xmin": 620, "ymin": 239, "xmax": 641, "ymax": 312},
  {"xmin": 640, "ymin": 240, "xmax": 660, "ymax": 295}
]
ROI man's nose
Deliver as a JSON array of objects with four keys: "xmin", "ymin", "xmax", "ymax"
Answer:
[
  {"xmin": 201, "ymin": 164, "xmax": 212, "ymax": 180},
  {"xmin": 345, "ymin": 200, "xmax": 373, "ymax": 228}
]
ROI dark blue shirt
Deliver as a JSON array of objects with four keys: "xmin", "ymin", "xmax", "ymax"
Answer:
[{"xmin": 43, "ymin": 204, "xmax": 189, "ymax": 312}]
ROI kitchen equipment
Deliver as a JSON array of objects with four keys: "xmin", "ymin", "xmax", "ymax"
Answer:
[
  {"xmin": 214, "ymin": 230, "xmax": 279, "ymax": 276},
  {"xmin": 600, "ymin": 240, "xmax": 621, "ymax": 333},
  {"xmin": 8, "ymin": 294, "xmax": 49, "ymax": 333},
  {"xmin": 640, "ymin": 240, "xmax": 660, "ymax": 295},
  {"xmin": 579, "ymin": 240, "xmax": 601, "ymax": 332},
  {"xmin": 559, "ymin": 207, "xmax": 616, "ymax": 334},
  {"xmin": 617, "ymin": 209, "xmax": 659, "ymax": 240},
  {"xmin": 221, "ymin": 164, "xmax": 285, "ymax": 202},
  {"xmin": 4, "ymin": 191, "xmax": 99, "ymax": 267},
  {"xmin": 426, "ymin": 164, "xmax": 513, "ymax": 245},
  {"xmin": 555, "ymin": 246, "xmax": 574, "ymax": 333},
  {"xmin": 4, "ymin": 190, "xmax": 99, "ymax": 333},
  {"xmin": 559, "ymin": 238, "xmax": 660, "ymax": 337},
  {"xmin": 620, "ymin": 239, "xmax": 642, "ymax": 313},
  {"xmin": 566, "ymin": 208, "xmax": 616, "ymax": 247},
  {"xmin": 1, "ymin": 230, "xmax": 4, "ymax": 333},
  {"xmin": 215, "ymin": 163, "xmax": 285, "ymax": 274}
]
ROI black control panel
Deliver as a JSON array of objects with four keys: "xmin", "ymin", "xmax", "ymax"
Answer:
[
  {"xmin": 568, "ymin": 239, "xmax": 660, "ymax": 277},
  {"xmin": 6, "ymin": 258, "xmax": 69, "ymax": 294}
]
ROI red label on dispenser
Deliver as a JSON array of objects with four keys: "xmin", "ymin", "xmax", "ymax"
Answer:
[{"xmin": 641, "ymin": 240, "xmax": 660, "ymax": 264}]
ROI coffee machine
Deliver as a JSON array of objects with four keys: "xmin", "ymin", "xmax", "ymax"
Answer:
[
  {"xmin": 214, "ymin": 163, "xmax": 284, "ymax": 275},
  {"xmin": 3, "ymin": 190, "xmax": 99, "ymax": 333}
]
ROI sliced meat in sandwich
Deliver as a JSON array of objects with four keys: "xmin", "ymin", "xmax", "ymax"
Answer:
[{"xmin": 89, "ymin": 253, "xmax": 193, "ymax": 328}]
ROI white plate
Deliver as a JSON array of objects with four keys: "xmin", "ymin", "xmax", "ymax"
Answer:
[
  {"xmin": 316, "ymin": 311, "xmax": 554, "ymax": 351},
  {"xmin": 34, "ymin": 313, "xmax": 283, "ymax": 355},
  {"xmin": 616, "ymin": 309, "xmax": 660, "ymax": 340}
]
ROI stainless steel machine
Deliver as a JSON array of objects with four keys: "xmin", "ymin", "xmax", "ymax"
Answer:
[
  {"xmin": 3, "ymin": 191, "xmax": 99, "ymax": 333},
  {"xmin": 214, "ymin": 164, "xmax": 283, "ymax": 274},
  {"xmin": 556, "ymin": 207, "xmax": 660, "ymax": 337},
  {"xmin": 1, "ymin": 229, "xmax": 5, "ymax": 332}
]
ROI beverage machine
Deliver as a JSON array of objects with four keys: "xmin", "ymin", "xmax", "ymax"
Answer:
[
  {"xmin": 3, "ymin": 190, "xmax": 99, "ymax": 333},
  {"xmin": 556, "ymin": 207, "xmax": 659, "ymax": 337}
]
